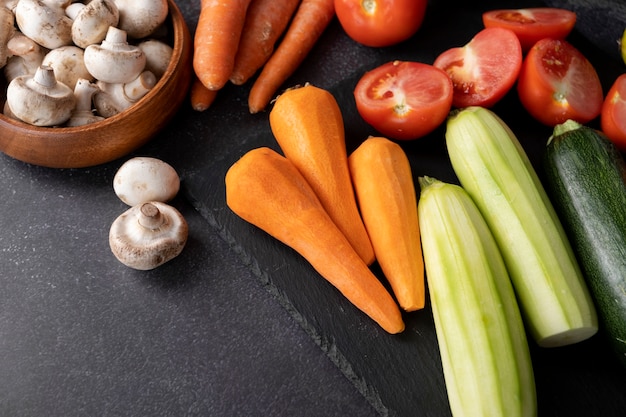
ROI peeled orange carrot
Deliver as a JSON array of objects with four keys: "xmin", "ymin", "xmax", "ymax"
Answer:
[
  {"xmin": 225, "ymin": 147, "xmax": 405, "ymax": 334},
  {"xmin": 349, "ymin": 137, "xmax": 425, "ymax": 312},
  {"xmin": 269, "ymin": 84, "xmax": 375, "ymax": 265}
]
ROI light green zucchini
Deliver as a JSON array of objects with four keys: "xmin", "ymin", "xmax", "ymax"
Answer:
[
  {"xmin": 445, "ymin": 106, "xmax": 597, "ymax": 347},
  {"xmin": 418, "ymin": 176, "xmax": 536, "ymax": 417}
]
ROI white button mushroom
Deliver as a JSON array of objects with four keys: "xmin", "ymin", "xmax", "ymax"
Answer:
[
  {"xmin": 83, "ymin": 26, "xmax": 146, "ymax": 84},
  {"xmin": 6, "ymin": 65, "xmax": 76, "ymax": 126},
  {"xmin": 65, "ymin": 0, "xmax": 120, "ymax": 49},
  {"xmin": 109, "ymin": 201, "xmax": 188, "ymax": 270},
  {"xmin": 93, "ymin": 70, "xmax": 156, "ymax": 118},
  {"xmin": 3, "ymin": 31, "xmax": 45, "ymax": 83},
  {"xmin": 42, "ymin": 45, "xmax": 94, "ymax": 91},
  {"xmin": 114, "ymin": 0, "xmax": 168, "ymax": 40},
  {"xmin": 113, "ymin": 156, "xmax": 180, "ymax": 206},
  {"xmin": 3, "ymin": 99, "xmax": 17, "ymax": 120},
  {"xmin": 0, "ymin": 5, "xmax": 16, "ymax": 69},
  {"xmin": 15, "ymin": 0, "xmax": 73, "ymax": 50},
  {"xmin": 138, "ymin": 39, "xmax": 173, "ymax": 79}
]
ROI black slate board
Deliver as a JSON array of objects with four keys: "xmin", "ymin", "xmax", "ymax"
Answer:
[{"xmin": 156, "ymin": 0, "xmax": 626, "ymax": 415}]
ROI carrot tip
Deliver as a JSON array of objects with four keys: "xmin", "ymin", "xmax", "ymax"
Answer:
[{"xmin": 192, "ymin": 104, "xmax": 210, "ymax": 112}]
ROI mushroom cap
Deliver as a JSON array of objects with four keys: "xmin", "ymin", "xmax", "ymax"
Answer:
[
  {"xmin": 113, "ymin": 156, "xmax": 180, "ymax": 206},
  {"xmin": 6, "ymin": 65, "xmax": 76, "ymax": 126},
  {"xmin": 109, "ymin": 201, "xmax": 188, "ymax": 270},
  {"xmin": 83, "ymin": 26, "xmax": 146, "ymax": 84},
  {"xmin": 42, "ymin": 46, "xmax": 93, "ymax": 90},
  {"xmin": 115, "ymin": 0, "xmax": 169, "ymax": 39},
  {"xmin": 138, "ymin": 39, "xmax": 173, "ymax": 79},
  {"xmin": 15, "ymin": 0, "xmax": 73, "ymax": 49},
  {"xmin": 70, "ymin": 0, "xmax": 120, "ymax": 48}
]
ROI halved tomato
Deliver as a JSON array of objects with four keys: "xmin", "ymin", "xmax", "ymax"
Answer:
[
  {"xmin": 483, "ymin": 8, "xmax": 576, "ymax": 52},
  {"xmin": 517, "ymin": 38, "xmax": 603, "ymax": 127},
  {"xmin": 601, "ymin": 74, "xmax": 626, "ymax": 150},
  {"xmin": 433, "ymin": 27, "xmax": 522, "ymax": 109},
  {"xmin": 353, "ymin": 60, "xmax": 453, "ymax": 141}
]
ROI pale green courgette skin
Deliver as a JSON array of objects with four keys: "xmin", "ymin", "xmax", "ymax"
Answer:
[
  {"xmin": 418, "ymin": 177, "xmax": 536, "ymax": 417},
  {"xmin": 544, "ymin": 120, "xmax": 626, "ymax": 368},
  {"xmin": 445, "ymin": 107, "xmax": 597, "ymax": 347}
]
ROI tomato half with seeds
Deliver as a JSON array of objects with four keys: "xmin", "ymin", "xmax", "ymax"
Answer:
[
  {"xmin": 517, "ymin": 38, "xmax": 603, "ymax": 127},
  {"xmin": 353, "ymin": 61, "xmax": 453, "ymax": 141},
  {"xmin": 483, "ymin": 8, "xmax": 577, "ymax": 52},
  {"xmin": 335, "ymin": 0, "xmax": 428, "ymax": 47},
  {"xmin": 601, "ymin": 74, "xmax": 626, "ymax": 150},
  {"xmin": 433, "ymin": 27, "xmax": 522, "ymax": 109}
]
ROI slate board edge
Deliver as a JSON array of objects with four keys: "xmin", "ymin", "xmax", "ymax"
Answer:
[{"xmin": 182, "ymin": 184, "xmax": 393, "ymax": 417}]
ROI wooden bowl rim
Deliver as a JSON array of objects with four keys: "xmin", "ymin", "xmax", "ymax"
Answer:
[{"xmin": 0, "ymin": 0, "xmax": 191, "ymax": 167}]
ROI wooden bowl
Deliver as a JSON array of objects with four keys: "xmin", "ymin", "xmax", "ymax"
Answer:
[{"xmin": 0, "ymin": 0, "xmax": 193, "ymax": 169}]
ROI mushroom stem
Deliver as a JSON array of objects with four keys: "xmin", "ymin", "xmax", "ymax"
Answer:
[
  {"xmin": 137, "ymin": 202, "xmax": 166, "ymax": 230},
  {"xmin": 64, "ymin": 2, "xmax": 84, "ymax": 19},
  {"xmin": 94, "ymin": 70, "xmax": 156, "ymax": 117},
  {"xmin": 32, "ymin": 64, "xmax": 57, "ymax": 88},
  {"xmin": 74, "ymin": 78, "xmax": 99, "ymax": 111},
  {"xmin": 102, "ymin": 25, "xmax": 127, "ymax": 44},
  {"xmin": 122, "ymin": 70, "xmax": 156, "ymax": 101},
  {"xmin": 67, "ymin": 78, "xmax": 104, "ymax": 127}
]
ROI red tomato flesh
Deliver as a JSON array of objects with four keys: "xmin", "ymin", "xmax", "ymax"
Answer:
[
  {"xmin": 601, "ymin": 74, "xmax": 626, "ymax": 150},
  {"xmin": 335, "ymin": 0, "xmax": 427, "ymax": 47},
  {"xmin": 353, "ymin": 61, "xmax": 453, "ymax": 141},
  {"xmin": 517, "ymin": 38, "xmax": 603, "ymax": 127},
  {"xmin": 433, "ymin": 27, "xmax": 522, "ymax": 109},
  {"xmin": 483, "ymin": 8, "xmax": 576, "ymax": 52}
]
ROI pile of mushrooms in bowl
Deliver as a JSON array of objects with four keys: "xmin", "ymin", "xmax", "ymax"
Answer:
[{"xmin": 0, "ymin": 0, "xmax": 192, "ymax": 168}]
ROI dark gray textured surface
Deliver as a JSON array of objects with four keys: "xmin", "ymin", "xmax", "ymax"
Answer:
[
  {"xmin": 2, "ymin": 0, "xmax": 626, "ymax": 416},
  {"xmin": 0, "ymin": 156, "xmax": 379, "ymax": 417},
  {"xmin": 544, "ymin": 0, "xmax": 626, "ymax": 62}
]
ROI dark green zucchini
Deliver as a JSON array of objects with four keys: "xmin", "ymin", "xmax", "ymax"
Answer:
[{"xmin": 544, "ymin": 120, "xmax": 626, "ymax": 368}]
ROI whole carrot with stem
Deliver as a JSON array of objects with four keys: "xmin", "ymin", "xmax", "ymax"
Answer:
[
  {"xmin": 230, "ymin": 0, "xmax": 302, "ymax": 86},
  {"xmin": 193, "ymin": 0, "xmax": 252, "ymax": 91},
  {"xmin": 225, "ymin": 147, "xmax": 405, "ymax": 334},
  {"xmin": 248, "ymin": 0, "xmax": 335, "ymax": 113}
]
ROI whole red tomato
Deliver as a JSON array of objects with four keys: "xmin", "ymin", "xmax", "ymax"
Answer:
[{"xmin": 334, "ymin": 0, "xmax": 428, "ymax": 47}]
